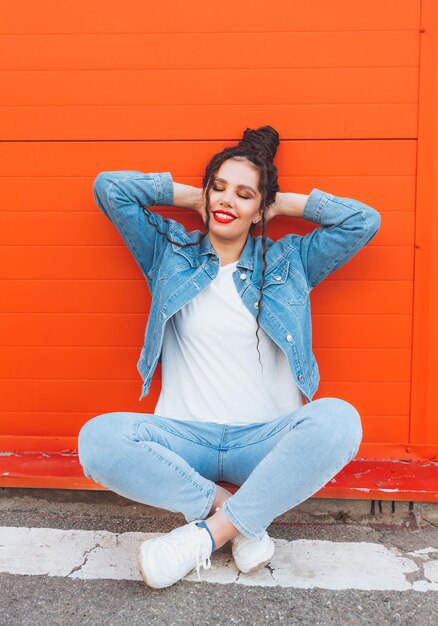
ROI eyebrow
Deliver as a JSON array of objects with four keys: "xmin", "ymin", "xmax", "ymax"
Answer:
[{"xmin": 213, "ymin": 177, "xmax": 257, "ymax": 195}]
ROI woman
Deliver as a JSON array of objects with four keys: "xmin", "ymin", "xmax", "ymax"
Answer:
[{"xmin": 78, "ymin": 126, "xmax": 380, "ymax": 589}]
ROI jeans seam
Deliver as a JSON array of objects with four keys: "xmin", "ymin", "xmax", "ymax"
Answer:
[
  {"xmin": 197, "ymin": 484, "xmax": 216, "ymax": 520},
  {"xmin": 217, "ymin": 449, "xmax": 224, "ymax": 481},
  {"xmin": 226, "ymin": 420, "xmax": 297, "ymax": 450},
  {"xmin": 133, "ymin": 416, "xmax": 217, "ymax": 449},
  {"xmin": 217, "ymin": 425, "xmax": 228, "ymax": 480}
]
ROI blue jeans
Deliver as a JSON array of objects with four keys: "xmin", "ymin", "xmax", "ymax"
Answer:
[{"xmin": 78, "ymin": 397, "xmax": 362, "ymax": 540}]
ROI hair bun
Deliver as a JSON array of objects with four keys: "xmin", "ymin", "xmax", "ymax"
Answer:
[{"xmin": 239, "ymin": 125, "xmax": 280, "ymax": 162}]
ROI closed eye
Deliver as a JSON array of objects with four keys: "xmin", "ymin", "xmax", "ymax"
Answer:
[{"xmin": 212, "ymin": 185, "xmax": 250, "ymax": 199}]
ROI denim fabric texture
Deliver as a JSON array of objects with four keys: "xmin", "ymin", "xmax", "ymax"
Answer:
[
  {"xmin": 78, "ymin": 398, "xmax": 363, "ymax": 539},
  {"xmin": 92, "ymin": 171, "xmax": 381, "ymax": 403}
]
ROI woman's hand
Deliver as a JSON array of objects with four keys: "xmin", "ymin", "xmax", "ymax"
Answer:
[
  {"xmin": 264, "ymin": 201, "xmax": 278, "ymax": 224},
  {"xmin": 257, "ymin": 193, "xmax": 281, "ymax": 226},
  {"xmin": 271, "ymin": 191, "xmax": 309, "ymax": 219},
  {"xmin": 172, "ymin": 182, "xmax": 204, "ymax": 215},
  {"xmin": 255, "ymin": 191, "xmax": 309, "ymax": 228}
]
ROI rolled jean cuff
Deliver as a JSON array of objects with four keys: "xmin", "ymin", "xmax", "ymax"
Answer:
[{"xmin": 221, "ymin": 499, "xmax": 265, "ymax": 540}]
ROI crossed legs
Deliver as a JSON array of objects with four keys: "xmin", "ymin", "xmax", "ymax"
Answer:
[{"xmin": 78, "ymin": 398, "xmax": 362, "ymax": 548}]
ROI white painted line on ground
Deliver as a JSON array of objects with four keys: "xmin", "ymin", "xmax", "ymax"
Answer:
[{"xmin": 0, "ymin": 526, "xmax": 437, "ymax": 591}]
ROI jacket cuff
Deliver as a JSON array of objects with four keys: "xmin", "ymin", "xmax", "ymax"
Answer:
[
  {"xmin": 154, "ymin": 171, "xmax": 174, "ymax": 206},
  {"xmin": 302, "ymin": 188, "xmax": 332, "ymax": 224}
]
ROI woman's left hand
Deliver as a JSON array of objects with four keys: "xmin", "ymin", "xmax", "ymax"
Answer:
[
  {"xmin": 264, "ymin": 202, "xmax": 278, "ymax": 224},
  {"xmin": 268, "ymin": 190, "xmax": 308, "ymax": 220},
  {"xmin": 263, "ymin": 191, "xmax": 284, "ymax": 224}
]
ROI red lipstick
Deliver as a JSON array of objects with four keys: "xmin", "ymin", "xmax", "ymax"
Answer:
[{"xmin": 213, "ymin": 210, "xmax": 237, "ymax": 224}]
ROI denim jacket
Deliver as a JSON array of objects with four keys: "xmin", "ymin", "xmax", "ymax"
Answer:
[{"xmin": 92, "ymin": 171, "xmax": 381, "ymax": 404}]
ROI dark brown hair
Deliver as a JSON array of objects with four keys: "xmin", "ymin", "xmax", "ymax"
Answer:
[{"xmin": 143, "ymin": 125, "xmax": 280, "ymax": 370}]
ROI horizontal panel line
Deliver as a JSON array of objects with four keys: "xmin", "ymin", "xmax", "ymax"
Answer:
[
  {"xmin": 0, "ymin": 66, "xmax": 419, "ymax": 71},
  {"xmin": 315, "ymin": 347, "xmax": 411, "ymax": 350},
  {"xmin": 0, "ymin": 103, "xmax": 418, "ymax": 107},
  {"xmin": 0, "ymin": 137, "xmax": 419, "ymax": 143},
  {"xmin": 0, "ymin": 29, "xmax": 419, "ymax": 35}
]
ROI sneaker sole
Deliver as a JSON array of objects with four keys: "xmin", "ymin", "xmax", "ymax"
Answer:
[
  {"xmin": 241, "ymin": 556, "xmax": 273, "ymax": 574},
  {"xmin": 137, "ymin": 547, "xmax": 168, "ymax": 590},
  {"xmin": 234, "ymin": 542, "xmax": 276, "ymax": 575}
]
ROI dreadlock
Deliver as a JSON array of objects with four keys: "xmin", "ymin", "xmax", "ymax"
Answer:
[{"xmin": 143, "ymin": 125, "xmax": 280, "ymax": 371}]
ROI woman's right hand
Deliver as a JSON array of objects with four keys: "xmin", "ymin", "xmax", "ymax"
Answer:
[{"xmin": 172, "ymin": 182, "xmax": 204, "ymax": 216}]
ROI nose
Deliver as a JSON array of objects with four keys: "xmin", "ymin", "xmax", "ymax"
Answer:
[{"xmin": 220, "ymin": 194, "xmax": 233, "ymax": 207}]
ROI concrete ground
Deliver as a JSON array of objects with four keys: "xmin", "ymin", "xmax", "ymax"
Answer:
[{"xmin": 1, "ymin": 488, "xmax": 437, "ymax": 626}]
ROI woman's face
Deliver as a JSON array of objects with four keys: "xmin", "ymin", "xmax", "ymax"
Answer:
[{"xmin": 203, "ymin": 158, "xmax": 263, "ymax": 242}]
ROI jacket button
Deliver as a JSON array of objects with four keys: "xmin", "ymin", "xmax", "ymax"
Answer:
[
  {"xmin": 274, "ymin": 275, "xmax": 282, "ymax": 281},
  {"xmin": 254, "ymin": 302, "xmax": 259, "ymax": 309},
  {"xmin": 240, "ymin": 273, "xmax": 247, "ymax": 280},
  {"xmin": 286, "ymin": 334, "xmax": 292, "ymax": 342},
  {"xmin": 298, "ymin": 374, "xmax": 304, "ymax": 381}
]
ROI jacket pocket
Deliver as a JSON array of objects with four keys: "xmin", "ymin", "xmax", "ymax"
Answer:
[{"xmin": 261, "ymin": 260, "xmax": 309, "ymax": 305}]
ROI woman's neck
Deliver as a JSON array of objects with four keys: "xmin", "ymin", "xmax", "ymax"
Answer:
[{"xmin": 208, "ymin": 233, "xmax": 246, "ymax": 267}]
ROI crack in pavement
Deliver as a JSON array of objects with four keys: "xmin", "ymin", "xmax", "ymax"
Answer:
[{"xmin": 66, "ymin": 542, "xmax": 102, "ymax": 578}]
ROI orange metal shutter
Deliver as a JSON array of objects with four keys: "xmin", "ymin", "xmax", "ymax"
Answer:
[{"xmin": 1, "ymin": 0, "xmax": 437, "ymax": 495}]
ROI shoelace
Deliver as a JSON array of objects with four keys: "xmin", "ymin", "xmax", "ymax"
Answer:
[
  {"xmin": 168, "ymin": 527, "xmax": 212, "ymax": 582},
  {"xmin": 193, "ymin": 541, "xmax": 212, "ymax": 581}
]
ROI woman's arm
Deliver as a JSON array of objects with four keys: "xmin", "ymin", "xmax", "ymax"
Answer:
[
  {"xmin": 269, "ymin": 188, "xmax": 381, "ymax": 289},
  {"xmin": 93, "ymin": 170, "xmax": 178, "ymax": 280},
  {"xmin": 172, "ymin": 182, "xmax": 203, "ymax": 212},
  {"xmin": 267, "ymin": 191, "xmax": 309, "ymax": 221}
]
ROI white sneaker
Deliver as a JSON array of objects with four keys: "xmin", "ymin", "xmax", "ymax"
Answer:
[
  {"xmin": 138, "ymin": 522, "xmax": 213, "ymax": 589},
  {"xmin": 230, "ymin": 531, "xmax": 275, "ymax": 574}
]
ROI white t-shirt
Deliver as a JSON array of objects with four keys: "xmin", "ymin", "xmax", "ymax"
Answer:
[{"xmin": 153, "ymin": 261, "xmax": 303, "ymax": 425}]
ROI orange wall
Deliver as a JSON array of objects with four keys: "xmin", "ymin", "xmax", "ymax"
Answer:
[{"xmin": 1, "ymin": 1, "xmax": 437, "ymax": 459}]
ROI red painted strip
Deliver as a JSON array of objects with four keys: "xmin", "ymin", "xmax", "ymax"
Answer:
[{"xmin": 0, "ymin": 454, "xmax": 436, "ymax": 502}]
